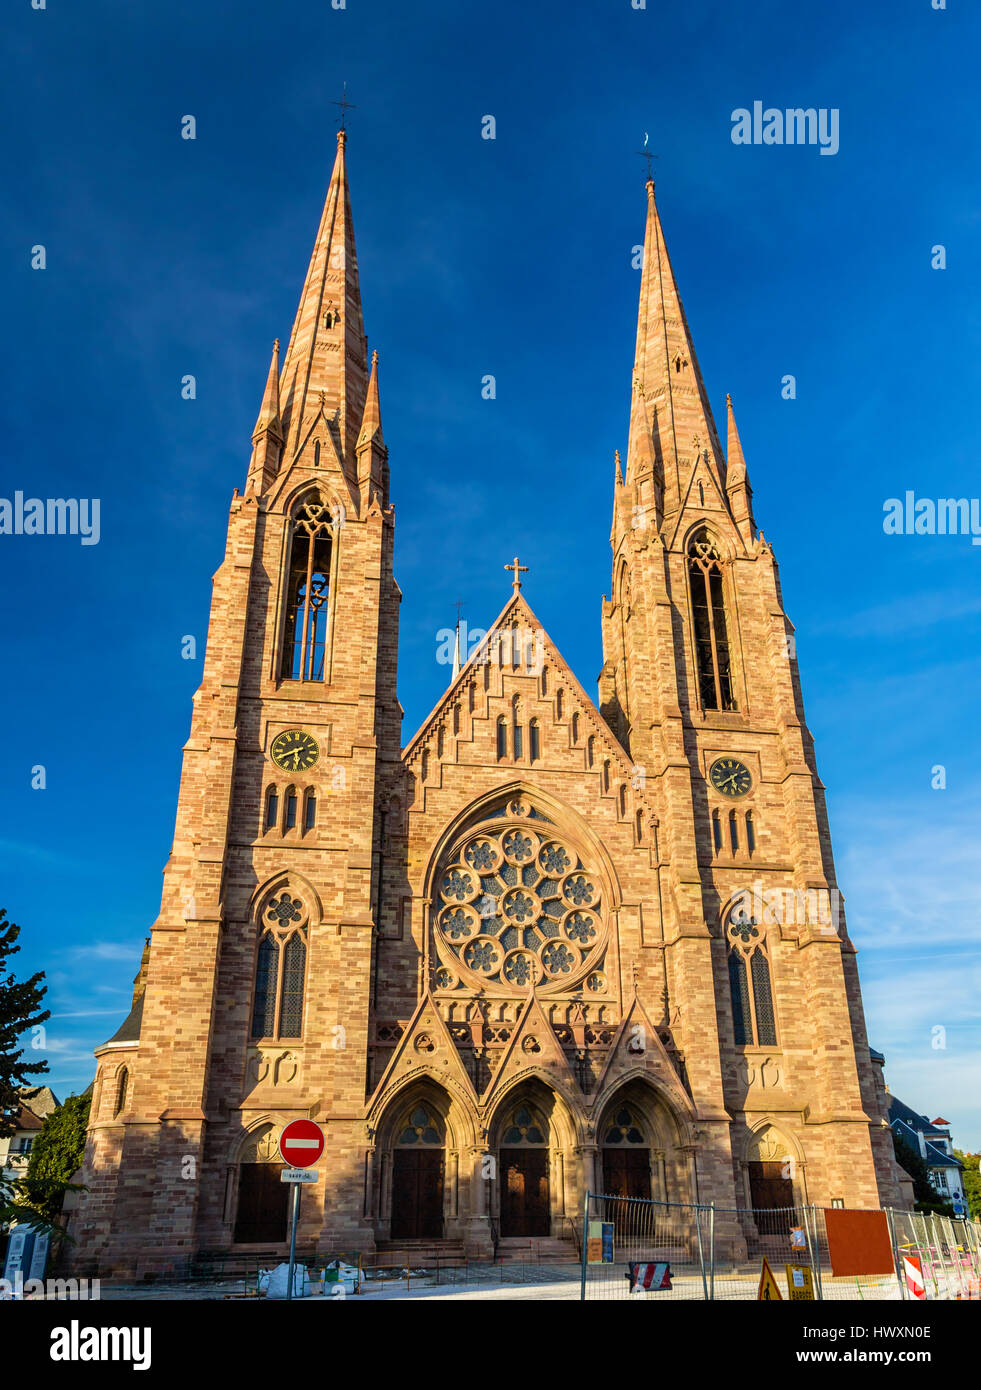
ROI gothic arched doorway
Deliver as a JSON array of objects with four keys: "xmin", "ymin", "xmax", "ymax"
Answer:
[
  {"xmin": 390, "ymin": 1102, "xmax": 445, "ymax": 1240},
  {"xmin": 601, "ymin": 1103, "xmax": 652, "ymax": 1201},
  {"xmin": 233, "ymin": 1125, "xmax": 289, "ymax": 1245},
  {"xmin": 498, "ymin": 1100, "xmax": 550, "ymax": 1237}
]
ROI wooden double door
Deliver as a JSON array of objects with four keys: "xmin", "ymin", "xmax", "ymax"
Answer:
[
  {"xmin": 602, "ymin": 1147, "xmax": 652, "ymax": 1201},
  {"xmin": 748, "ymin": 1160, "xmax": 794, "ymax": 1212},
  {"xmin": 500, "ymin": 1149, "xmax": 550, "ymax": 1237},
  {"xmin": 391, "ymin": 1149, "xmax": 445, "ymax": 1239},
  {"xmin": 234, "ymin": 1164, "xmax": 289, "ymax": 1245}
]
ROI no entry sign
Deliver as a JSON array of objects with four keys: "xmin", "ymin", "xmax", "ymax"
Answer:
[{"xmin": 278, "ymin": 1119, "xmax": 325, "ymax": 1169}]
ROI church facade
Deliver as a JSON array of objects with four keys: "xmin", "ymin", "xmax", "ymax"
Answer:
[{"xmin": 72, "ymin": 131, "xmax": 902, "ymax": 1276}]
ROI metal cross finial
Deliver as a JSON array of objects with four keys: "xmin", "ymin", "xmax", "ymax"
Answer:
[
  {"xmin": 505, "ymin": 556, "xmax": 529, "ymax": 590},
  {"xmin": 635, "ymin": 131, "xmax": 659, "ymax": 183},
  {"xmin": 332, "ymin": 83, "xmax": 357, "ymax": 130},
  {"xmin": 454, "ymin": 596, "xmax": 464, "ymax": 624}
]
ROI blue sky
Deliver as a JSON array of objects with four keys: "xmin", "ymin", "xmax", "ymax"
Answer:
[{"xmin": 2, "ymin": 0, "xmax": 979, "ymax": 1148}]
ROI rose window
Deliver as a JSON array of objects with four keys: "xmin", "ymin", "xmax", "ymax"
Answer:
[{"xmin": 433, "ymin": 806, "xmax": 606, "ymax": 992}]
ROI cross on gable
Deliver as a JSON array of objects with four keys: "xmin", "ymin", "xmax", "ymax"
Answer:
[{"xmin": 505, "ymin": 556, "xmax": 529, "ymax": 590}]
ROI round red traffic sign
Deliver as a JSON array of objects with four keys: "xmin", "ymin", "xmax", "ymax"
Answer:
[{"xmin": 278, "ymin": 1119, "xmax": 325, "ymax": 1168}]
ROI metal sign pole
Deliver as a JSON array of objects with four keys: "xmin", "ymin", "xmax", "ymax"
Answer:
[{"xmin": 286, "ymin": 1180, "xmax": 301, "ymax": 1302}]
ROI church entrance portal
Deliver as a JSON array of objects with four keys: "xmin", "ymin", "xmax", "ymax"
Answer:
[
  {"xmin": 500, "ymin": 1149, "xmax": 549, "ymax": 1236},
  {"xmin": 602, "ymin": 1146, "xmax": 651, "ymax": 1200},
  {"xmin": 748, "ymin": 1160, "xmax": 794, "ymax": 1212},
  {"xmin": 390, "ymin": 1150, "xmax": 444, "ymax": 1239},
  {"xmin": 389, "ymin": 1103, "xmax": 445, "ymax": 1240},
  {"xmin": 234, "ymin": 1164, "xmax": 289, "ymax": 1245},
  {"xmin": 496, "ymin": 1101, "xmax": 551, "ymax": 1237}
]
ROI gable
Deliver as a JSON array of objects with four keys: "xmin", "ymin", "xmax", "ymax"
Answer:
[{"xmin": 402, "ymin": 590, "xmax": 655, "ymax": 829}]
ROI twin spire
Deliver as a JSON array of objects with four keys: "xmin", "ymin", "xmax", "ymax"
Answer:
[
  {"xmin": 623, "ymin": 177, "xmax": 753, "ymax": 538},
  {"xmin": 246, "ymin": 129, "xmax": 383, "ymax": 499},
  {"xmin": 246, "ymin": 131, "xmax": 751, "ymax": 539}
]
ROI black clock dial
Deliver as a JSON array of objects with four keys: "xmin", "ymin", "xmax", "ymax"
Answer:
[
  {"xmin": 709, "ymin": 757, "xmax": 752, "ymax": 798},
  {"xmin": 270, "ymin": 730, "xmax": 320, "ymax": 773}
]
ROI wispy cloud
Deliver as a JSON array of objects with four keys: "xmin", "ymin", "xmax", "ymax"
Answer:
[
  {"xmin": 68, "ymin": 941, "xmax": 143, "ymax": 962},
  {"xmin": 838, "ymin": 795, "xmax": 981, "ymax": 950},
  {"xmin": 812, "ymin": 590, "xmax": 981, "ymax": 639}
]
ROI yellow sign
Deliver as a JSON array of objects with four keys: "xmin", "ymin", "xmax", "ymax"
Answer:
[
  {"xmin": 757, "ymin": 1256, "xmax": 783, "ymax": 1300},
  {"xmin": 785, "ymin": 1264, "xmax": 815, "ymax": 1300}
]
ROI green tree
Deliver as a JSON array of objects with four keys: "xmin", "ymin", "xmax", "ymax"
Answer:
[
  {"xmin": 954, "ymin": 1149, "xmax": 981, "ymax": 1220},
  {"xmin": 22, "ymin": 1094, "xmax": 91, "ymax": 1222},
  {"xmin": 0, "ymin": 907, "xmax": 60, "ymax": 1237},
  {"xmin": 0, "ymin": 907, "xmax": 50, "ymax": 1139}
]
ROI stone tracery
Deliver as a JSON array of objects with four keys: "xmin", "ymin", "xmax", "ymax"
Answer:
[{"xmin": 432, "ymin": 798, "xmax": 608, "ymax": 995}]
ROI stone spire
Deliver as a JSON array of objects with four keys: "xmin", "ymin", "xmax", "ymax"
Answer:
[
  {"xmin": 245, "ymin": 339, "xmax": 283, "ymax": 495},
  {"xmin": 278, "ymin": 129, "xmax": 369, "ymax": 484},
  {"xmin": 356, "ymin": 348, "xmax": 388, "ymax": 505},
  {"xmin": 358, "ymin": 349, "xmax": 384, "ymax": 450},
  {"xmin": 725, "ymin": 392, "xmax": 755, "ymax": 543},
  {"xmin": 626, "ymin": 178, "xmax": 726, "ymax": 521}
]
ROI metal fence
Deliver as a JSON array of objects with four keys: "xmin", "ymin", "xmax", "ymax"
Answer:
[{"xmin": 579, "ymin": 1193, "xmax": 981, "ymax": 1301}]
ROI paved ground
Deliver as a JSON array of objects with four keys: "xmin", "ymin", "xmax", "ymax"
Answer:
[{"xmin": 48, "ymin": 1264, "xmax": 922, "ymax": 1302}]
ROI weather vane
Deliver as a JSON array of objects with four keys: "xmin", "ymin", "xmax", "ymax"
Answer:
[
  {"xmin": 332, "ymin": 82, "xmax": 357, "ymax": 131},
  {"xmin": 635, "ymin": 130, "xmax": 658, "ymax": 183}
]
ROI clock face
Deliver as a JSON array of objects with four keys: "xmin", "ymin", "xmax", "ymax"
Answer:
[
  {"xmin": 709, "ymin": 757, "xmax": 752, "ymax": 798},
  {"xmin": 270, "ymin": 730, "xmax": 319, "ymax": 774}
]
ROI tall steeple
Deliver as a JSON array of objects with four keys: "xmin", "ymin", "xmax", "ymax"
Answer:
[
  {"xmin": 278, "ymin": 129, "xmax": 369, "ymax": 486},
  {"xmin": 626, "ymin": 178, "xmax": 726, "ymax": 523}
]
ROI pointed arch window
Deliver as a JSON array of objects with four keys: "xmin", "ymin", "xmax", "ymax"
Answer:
[
  {"xmin": 602, "ymin": 760, "xmax": 611, "ymax": 793},
  {"xmin": 688, "ymin": 529, "xmax": 736, "ymax": 711},
  {"xmin": 251, "ymin": 935, "xmax": 279, "ymax": 1037},
  {"xmin": 251, "ymin": 892, "xmax": 309, "ymax": 1040},
  {"xmin": 279, "ymin": 934, "xmax": 307, "ymax": 1037},
  {"xmin": 264, "ymin": 786, "xmax": 279, "ymax": 831},
  {"xmin": 571, "ymin": 712, "xmax": 580, "ymax": 743},
  {"xmin": 587, "ymin": 736, "xmax": 595, "ymax": 768},
  {"xmin": 729, "ymin": 809, "xmax": 739, "ymax": 853},
  {"xmin": 556, "ymin": 689, "xmax": 564, "ymax": 720},
  {"xmin": 284, "ymin": 787, "xmax": 298, "ymax": 831},
  {"xmin": 712, "ymin": 809, "xmax": 722, "ymax": 854},
  {"xmin": 529, "ymin": 718, "xmax": 541, "ymax": 763},
  {"xmin": 726, "ymin": 912, "xmax": 777, "ymax": 1047},
  {"xmin": 635, "ymin": 808, "xmax": 644, "ymax": 843},
  {"xmin": 303, "ymin": 790, "xmax": 317, "ymax": 832},
  {"xmin": 496, "ymin": 716, "xmax": 508, "ymax": 761},
  {"xmin": 114, "ymin": 1067, "xmax": 129, "ymax": 1117},
  {"xmin": 745, "ymin": 811, "xmax": 756, "ymax": 856},
  {"xmin": 282, "ymin": 497, "xmax": 333, "ymax": 681}
]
